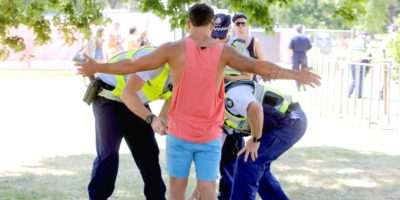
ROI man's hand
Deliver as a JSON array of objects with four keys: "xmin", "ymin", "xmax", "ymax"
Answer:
[
  {"xmin": 151, "ymin": 117, "xmax": 167, "ymax": 135},
  {"xmin": 159, "ymin": 116, "xmax": 169, "ymax": 129},
  {"xmin": 296, "ymin": 68, "xmax": 321, "ymax": 88},
  {"xmin": 75, "ymin": 55, "xmax": 98, "ymax": 77},
  {"xmin": 237, "ymin": 138, "xmax": 260, "ymax": 162}
]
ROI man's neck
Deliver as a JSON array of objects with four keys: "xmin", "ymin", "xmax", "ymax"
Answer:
[{"xmin": 189, "ymin": 26, "xmax": 214, "ymax": 46}]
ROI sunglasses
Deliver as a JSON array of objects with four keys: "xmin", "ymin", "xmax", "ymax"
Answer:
[{"xmin": 235, "ymin": 22, "xmax": 246, "ymax": 27}]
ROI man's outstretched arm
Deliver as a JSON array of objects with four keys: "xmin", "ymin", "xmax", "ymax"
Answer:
[
  {"xmin": 76, "ymin": 43, "xmax": 171, "ymax": 76},
  {"xmin": 226, "ymin": 45, "xmax": 321, "ymax": 87}
]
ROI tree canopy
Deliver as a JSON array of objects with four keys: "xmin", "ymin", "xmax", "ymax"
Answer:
[{"xmin": 0, "ymin": 0, "xmax": 369, "ymax": 57}]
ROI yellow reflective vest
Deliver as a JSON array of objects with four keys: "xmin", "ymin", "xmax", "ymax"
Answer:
[
  {"xmin": 224, "ymin": 80, "xmax": 292, "ymax": 133},
  {"xmin": 98, "ymin": 47, "xmax": 172, "ymax": 103}
]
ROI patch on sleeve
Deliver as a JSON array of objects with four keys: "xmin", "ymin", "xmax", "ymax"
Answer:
[{"xmin": 225, "ymin": 98, "xmax": 234, "ymax": 108}]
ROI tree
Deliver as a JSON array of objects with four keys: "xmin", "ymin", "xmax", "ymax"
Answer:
[
  {"xmin": 0, "ymin": 0, "xmax": 367, "ymax": 59},
  {"xmin": 361, "ymin": 0, "xmax": 393, "ymax": 33},
  {"xmin": 0, "ymin": 0, "xmax": 106, "ymax": 57},
  {"xmin": 270, "ymin": 0, "xmax": 351, "ymax": 29}
]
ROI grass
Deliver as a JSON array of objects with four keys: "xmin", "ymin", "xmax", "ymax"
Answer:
[
  {"xmin": 1, "ymin": 147, "xmax": 399, "ymax": 200},
  {"xmin": 1, "ymin": 69, "xmax": 399, "ymax": 199}
]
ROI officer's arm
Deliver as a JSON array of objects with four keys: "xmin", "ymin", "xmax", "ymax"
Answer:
[
  {"xmin": 121, "ymin": 74, "xmax": 150, "ymax": 121},
  {"xmin": 237, "ymin": 101, "xmax": 263, "ymax": 162},
  {"xmin": 226, "ymin": 45, "xmax": 321, "ymax": 87},
  {"xmin": 247, "ymin": 102, "xmax": 263, "ymax": 139},
  {"xmin": 78, "ymin": 43, "xmax": 171, "ymax": 76}
]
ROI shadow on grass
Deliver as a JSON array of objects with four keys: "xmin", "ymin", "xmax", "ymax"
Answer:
[{"xmin": 0, "ymin": 147, "xmax": 399, "ymax": 200}]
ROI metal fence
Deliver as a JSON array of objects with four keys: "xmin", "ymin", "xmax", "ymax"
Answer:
[{"xmin": 305, "ymin": 55, "xmax": 400, "ymax": 130}]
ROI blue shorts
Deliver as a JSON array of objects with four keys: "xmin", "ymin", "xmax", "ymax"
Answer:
[{"xmin": 166, "ymin": 134, "xmax": 222, "ymax": 181}]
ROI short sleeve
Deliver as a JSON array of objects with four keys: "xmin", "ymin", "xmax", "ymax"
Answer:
[
  {"xmin": 136, "ymin": 67, "xmax": 162, "ymax": 82},
  {"xmin": 226, "ymin": 85, "xmax": 257, "ymax": 117}
]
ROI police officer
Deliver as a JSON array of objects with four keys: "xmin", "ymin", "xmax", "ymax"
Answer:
[
  {"xmin": 289, "ymin": 24, "xmax": 312, "ymax": 91},
  {"xmin": 211, "ymin": 13, "xmax": 255, "ymax": 200},
  {"xmin": 87, "ymin": 47, "xmax": 170, "ymax": 200},
  {"xmin": 225, "ymin": 80, "xmax": 307, "ymax": 200},
  {"xmin": 211, "ymin": 13, "xmax": 253, "ymax": 82}
]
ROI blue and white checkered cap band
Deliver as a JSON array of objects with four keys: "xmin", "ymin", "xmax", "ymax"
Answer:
[{"xmin": 214, "ymin": 26, "xmax": 229, "ymax": 32}]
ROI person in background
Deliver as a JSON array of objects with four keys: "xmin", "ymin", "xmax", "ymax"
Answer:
[
  {"xmin": 289, "ymin": 24, "xmax": 313, "ymax": 91},
  {"xmin": 126, "ymin": 26, "xmax": 140, "ymax": 51},
  {"xmin": 138, "ymin": 31, "xmax": 151, "ymax": 47},
  {"xmin": 93, "ymin": 27, "xmax": 105, "ymax": 62},
  {"xmin": 232, "ymin": 13, "xmax": 265, "ymax": 82},
  {"xmin": 347, "ymin": 31, "xmax": 372, "ymax": 99},
  {"xmin": 211, "ymin": 13, "xmax": 253, "ymax": 81},
  {"xmin": 107, "ymin": 22, "xmax": 124, "ymax": 58}
]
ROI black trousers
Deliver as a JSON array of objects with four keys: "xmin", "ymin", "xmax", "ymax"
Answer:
[{"xmin": 88, "ymin": 97, "xmax": 166, "ymax": 200}]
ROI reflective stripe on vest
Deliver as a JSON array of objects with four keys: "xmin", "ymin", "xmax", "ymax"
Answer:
[{"xmin": 223, "ymin": 80, "xmax": 291, "ymax": 133}]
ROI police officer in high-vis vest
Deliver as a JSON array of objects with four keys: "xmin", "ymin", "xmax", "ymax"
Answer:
[
  {"xmin": 88, "ymin": 47, "xmax": 170, "ymax": 200},
  {"xmin": 209, "ymin": 13, "xmax": 258, "ymax": 200},
  {"xmin": 224, "ymin": 80, "xmax": 307, "ymax": 200},
  {"xmin": 211, "ymin": 13, "xmax": 253, "ymax": 82}
]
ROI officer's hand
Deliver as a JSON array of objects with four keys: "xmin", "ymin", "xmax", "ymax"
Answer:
[
  {"xmin": 237, "ymin": 139, "xmax": 260, "ymax": 162},
  {"xmin": 296, "ymin": 68, "xmax": 321, "ymax": 88},
  {"xmin": 151, "ymin": 117, "xmax": 167, "ymax": 135},
  {"xmin": 75, "ymin": 55, "xmax": 97, "ymax": 77}
]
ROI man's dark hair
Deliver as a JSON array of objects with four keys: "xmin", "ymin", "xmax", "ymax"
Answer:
[
  {"xmin": 232, "ymin": 13, "xmax": 247, "ymax": 22},
  {"xmin": 189, "ymin": 3, "xmax": 214, "ymax": 27}
]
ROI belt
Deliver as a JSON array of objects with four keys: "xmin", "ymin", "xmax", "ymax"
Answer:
[
  {"xmin": 287, "ymin": 102, "xmax": 300, "ymax": 113},
  {"xmin": 99, "ymin": 79, "xmax": 115, "ymax": 91}
]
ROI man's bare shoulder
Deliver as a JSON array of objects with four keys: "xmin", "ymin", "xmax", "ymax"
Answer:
[
  {"xmin": 158, "ymin": 39, "xmax": 185, "ymax": 53},
  {"xmin": 221, "ymin": 44, "xmax": 236, "ymax": 59}
]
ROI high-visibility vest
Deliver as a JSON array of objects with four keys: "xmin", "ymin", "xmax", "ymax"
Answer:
[
  {"xmin": 98, "ymin": 46, "xmax": 172, "ymax": 103},
  {"xmin": 224, "ymin": 38, "xmax": 248, "ymax": 76},
  {"xmin": 223, "ymin": 80, "xmax": 292, "ymax": 133}
]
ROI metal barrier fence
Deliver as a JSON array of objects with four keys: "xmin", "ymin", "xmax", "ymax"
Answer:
[{"xmin": 306, "ymin": 55, "xmax": 400, "ymax": 129}]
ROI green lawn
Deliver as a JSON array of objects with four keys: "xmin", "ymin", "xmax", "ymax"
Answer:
[
  {"xmin": 1, "ymin": 147, "xmax": 399, "ymax": 200},
  {"xmin": 1, "ymin": 70, "xmax": 399, "ymax": 200}
]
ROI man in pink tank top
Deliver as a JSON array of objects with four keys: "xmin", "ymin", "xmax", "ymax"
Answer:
[{"xmin": 77, "ymin": 3, "xmax": 321, "ymax": 200}]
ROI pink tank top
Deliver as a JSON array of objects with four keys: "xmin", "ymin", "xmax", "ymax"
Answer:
[{"xmin": 168, "ymin": 37, "xmax": 225, "ymax": 143}]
